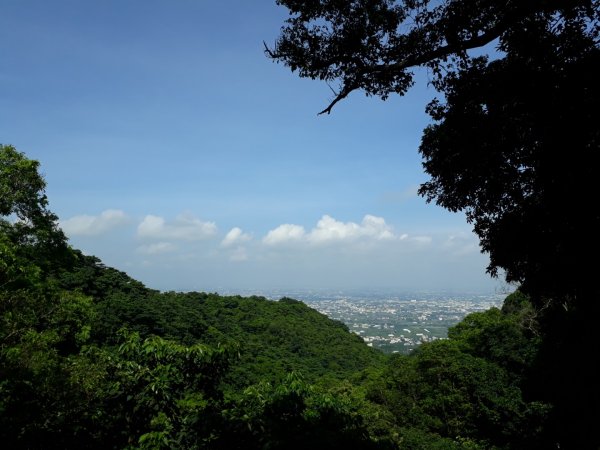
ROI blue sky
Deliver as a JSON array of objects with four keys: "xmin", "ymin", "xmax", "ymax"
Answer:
[{"xmin": 1, "ymin": 1, "xmax": 503, "ymax": 293}]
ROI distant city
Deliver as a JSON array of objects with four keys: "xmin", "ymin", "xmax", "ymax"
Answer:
[{"xmin": 213, "ymin": 288, "xmax": 507, "ymax": 354}]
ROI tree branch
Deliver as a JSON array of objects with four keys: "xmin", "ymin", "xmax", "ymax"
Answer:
[
  {"xmin": 263, "ymin": 41, "xmax": 276, "ymax": 58},
  {"xmin": 267, "ymin": 2, "xmax": 524, "ymax": 114},
  {"xmin": 314, "ymin": 20, "xmax": 508, "ymax": 114},
  {"xmin": 317, "ymin": 83, "xmax": 358, "ymax": 115},
  {"xmin": 368, "ymin": 22, "xmax": 506, "ymax": 76}
]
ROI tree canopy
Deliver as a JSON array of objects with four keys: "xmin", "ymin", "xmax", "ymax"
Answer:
[
  {"xmin": 267, "ymin": 0, "xmax": 599, "ymax": 113},
  {"xmin": 2, "ymin": 144, "xmax": 563, "ymax": 449},
  {"xmin": 266, "ymin": 0, "xmax": 600, "ymax": 307},
  {"xmin": 0, "ymin": 144, "xmax": 71, "ymax": 287},
  {"xmin": 267, "ymin": 3, "xmax": 600, "ymax": 446}
]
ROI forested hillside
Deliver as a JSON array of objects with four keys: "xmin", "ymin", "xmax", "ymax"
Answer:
[
  {"xmin": 60, "ymin": 251, "xmax": 386, "ymax": 387},
  {"xmin": 1, "ymin": 143, "xmax": 574, "ymax": 449}
]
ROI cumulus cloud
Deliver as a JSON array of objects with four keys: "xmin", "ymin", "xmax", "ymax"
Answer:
[
  {"xmin": 263, "ymin": 214, "xmax": 395, "ymax": 246},
  {"xmin": 61, "ymin": 209, "xmax": 129, "ymax": 236},
  {"xmin": 137, "ymin": 213, "xmax": 217, "ymax": 241},
  {"xmin": 307, "ymin": 214, "xmax": 394, "ymax": 244},
  {"xmin": 221, "ymin": 227, "xmax": 252, "ymax": 247},
  {"xmin": 137, "ymin": 242, "xmax": 178, "ymax": 255},
  {"xmin": 263, "ymin": 224, "xmax": 306, "ymax": 245}
]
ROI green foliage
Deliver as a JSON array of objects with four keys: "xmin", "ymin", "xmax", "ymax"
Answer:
[
  {"xmin": 0, "ymin": 231, "xmax": 41, "ymax": 287},
  {"xmin": 0, "ymin": 289, "xmax": 97, "ymax": 448},
  {"xmin": 0, "ymin": 144, "xmax": 49, "ymax": 219},
  {"xmin": 0, "ymin": 144, "xmax": 72, "ymax": 286},
  {"xmin": 103, "ymin": 331, "xmax": 235, "ymax": 449},
  {"xmin": 84, "ymin": 286, "xmax": 384, "ymax": 386},
  {"xmin": 55, "ymin": 253, "xmax": 382, "ymax": 389},
  {"xmin": 223, "ymin": 372, "xmax": 397, "ymax": 450},
  {"xmin": 58, "ymin": 250, "xmax": 153, "ymax": 302},
  {"xmin": 0, "ymin": 147, "xmax": 388, "ymax": 447},
  {"xmin": 0, "ymin": 145, "xmax": 97, "ymax": 447},
  {"xmin": 397, "ymin": 428, "xmax": 482, "ymax": 450},
  {"xmin": 185, "ymin": 293, "xmax": 384, "ymax": 387},
  {"xmin": 364, "ymin": 294, "xmax": 552, "ymax": 449},
  {"xmin": 0, "ymin": 146, "xmax": 569, "ymax": 448},
  {"xmin": 448, "ymin": 305, "xmax": 539, "ymax": 379}
]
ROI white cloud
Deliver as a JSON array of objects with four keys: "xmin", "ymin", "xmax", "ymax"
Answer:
[
  {"xmin": 263, "ymin": 214, "xmax": 395, "ymax": 246},
  {"xmin": 229, "ymin": 246, "xmax": 249, "ymax": 262},
  {"xmin": 137, "ymin": 213, "xmax": 217, "ymax": 241},
  {"xmin": 398, "ymin": 232, "xmax": 432, "ymax": 245},
  {"xmin": 61, "ymin": 209, "xmax": 129, "ymax": 236},
  {"xmin": 263, "ymin": 224, "xmax": 306, "ymax": 245},
  {"xmin": 221, "ymin": 227, "xmax": 252, "ymax": 247},
  {"xmin": 137, "ymin": 242, "xmax": 178, "ymax": 255},
  {"xmin": 307, "ymin": 214, "xmax": 394, "ymax": 244}
]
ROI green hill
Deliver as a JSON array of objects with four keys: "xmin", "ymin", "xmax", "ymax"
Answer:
[
  {"xmin": 2, "ymin": 144, "xmax": 580, "ymax": 448},
  {"xmin": 59, "ymin": 252, "xmax": 385, "ymax": 387}
]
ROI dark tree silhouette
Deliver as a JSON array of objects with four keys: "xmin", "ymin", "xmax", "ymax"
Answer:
[
  {"xmin": 268, "ymin": 2, "xmax": 600, "ymax": 447},
  {"xmin": 267, "ymin": 0, "xmax": 599, "ymax": 307}
]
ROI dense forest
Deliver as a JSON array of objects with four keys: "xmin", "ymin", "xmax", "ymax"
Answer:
[{"xmin": 1, "ymin": 143, "xmax": 592, "ymax": 449}]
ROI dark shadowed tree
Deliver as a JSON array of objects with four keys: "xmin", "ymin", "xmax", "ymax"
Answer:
[
  {"xmin": 266, "ymin": 0, "xmax": 599, "ymax": 304},
  {"xmin": 267, "ymin": 2, "xmax": 600, "ymax": 447}
]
